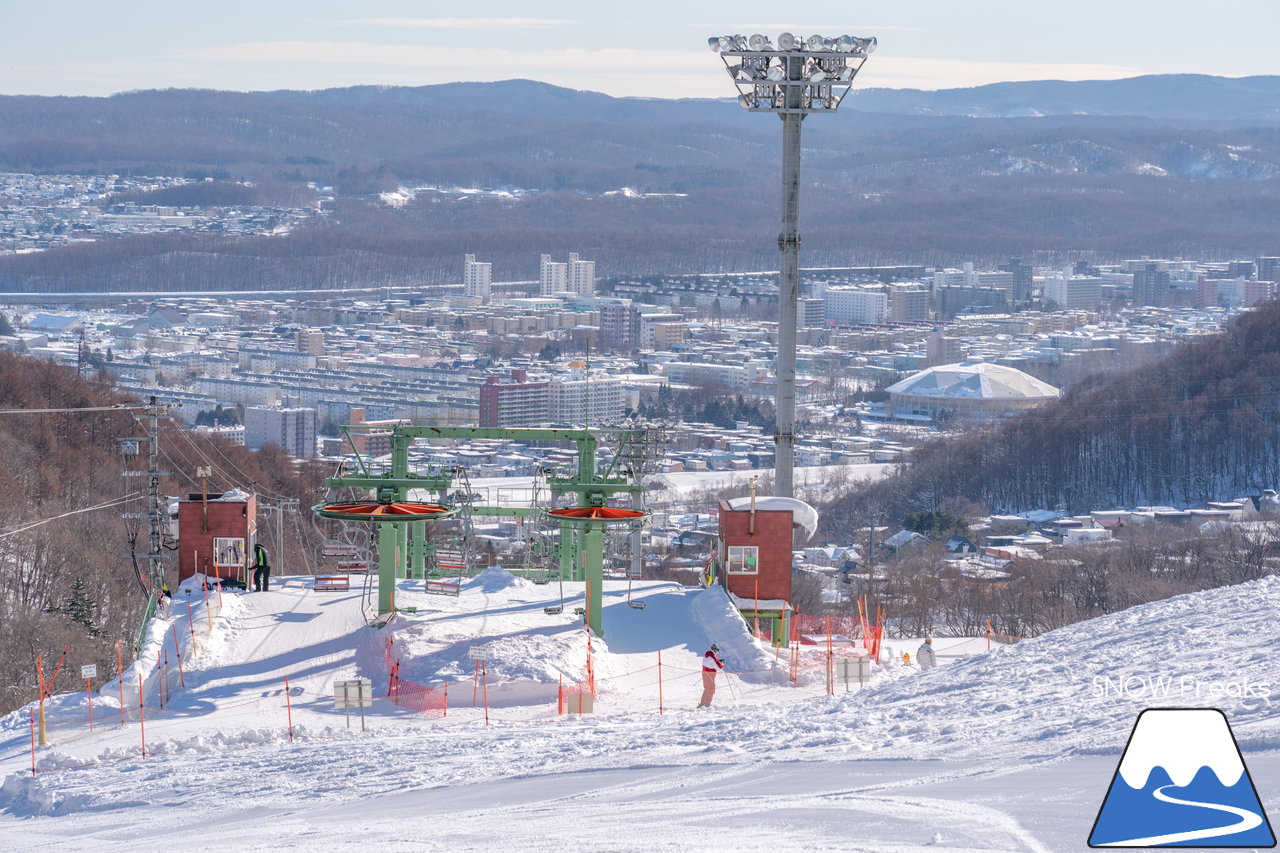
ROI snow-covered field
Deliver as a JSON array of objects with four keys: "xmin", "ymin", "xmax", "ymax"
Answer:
[
  {"xmin": 460, "ymin": 462, "xmax": 894, "ymax": 507},
  {"xmin": 2, "ymin": 571, "xmax": 1278, "ymax": 851}
]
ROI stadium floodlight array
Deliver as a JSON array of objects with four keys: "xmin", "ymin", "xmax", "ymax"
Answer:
[
  {"xmin": 706, "ymin": 28, "xmax": 875, "ymax": 497},
  {"xmin": 708, "ymin": 32, "xmax": 876, "ymax": 112}
]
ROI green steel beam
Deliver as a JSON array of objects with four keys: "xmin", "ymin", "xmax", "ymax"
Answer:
[
  {"xmin": 320, "ymin": 423, "xmax": 646, "ymax": 636},
  {"xmin": 323, "ymin": 476, "xmax": 454, "ymax": 491}
]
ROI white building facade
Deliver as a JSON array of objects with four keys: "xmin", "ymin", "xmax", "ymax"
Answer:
[{"xmin": 464, "ymin": 254, "xmax": 492, "ymax": 299}]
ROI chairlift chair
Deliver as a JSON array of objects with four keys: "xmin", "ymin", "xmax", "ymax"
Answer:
[
  {"xmin": 544, "ymin": 570, "xmax": 566, "ymax": 615},
  {"xmin": 625, "ymin": 571, "xmax": 647, "ymax": 610}
]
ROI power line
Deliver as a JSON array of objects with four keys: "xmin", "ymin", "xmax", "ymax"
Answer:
[{"xmin": 0, "ymin": 493, "xmax": 141, "ymax": 539}]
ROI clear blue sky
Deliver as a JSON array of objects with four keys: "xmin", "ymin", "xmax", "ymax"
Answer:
[{"xmin": 2, "ymin": 0, "xmax": 1276, "ymax": 98}]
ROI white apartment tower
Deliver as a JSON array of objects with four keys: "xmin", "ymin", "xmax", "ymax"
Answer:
[
  {"xmin": 540, "ymin": 252, "xmax": 594, "ymax": 296},
  {"xmin": 464, "ymin": 253, "xmax": 492, "ymax": 299},
  {"xmin": 567, "ymin": 252, "xmax": 595, "ymax": 296},
  {"xmin": 539, "ymin": 254, "xmax": 568, "ymax": 295}
]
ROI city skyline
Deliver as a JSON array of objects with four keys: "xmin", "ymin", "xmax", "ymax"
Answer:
[{"xmin": 2, "ymin": 0, "xmax": 1277, "ymax": 99}]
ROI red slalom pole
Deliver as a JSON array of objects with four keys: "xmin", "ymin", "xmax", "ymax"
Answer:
[
  {"xmin": 187, "ymin": 601, "xmax": 197, "ymax": 654},
  {"xmin": 482, "ymin": 661, "xmax": 489, "ymax": 726},
  {"xmin": 86, "ymin": 676, "xmax": 93, "ymax": 732},
  {"xmin": 29, "ymin": 709, "xmax": 36, "ymax": 776},
  {"xmin": 284, "ymin": 676, "xmax": 294, "ymax": 743}
]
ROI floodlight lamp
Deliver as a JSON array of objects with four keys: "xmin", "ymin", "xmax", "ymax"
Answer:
[
  {"xmin": 766, "ymin": 66, "xmax": 785, "ymax": 82},
  {"xmin": 806, "ymin": 34, "xmax": 826, "ymax": 51},
  {"xmin": 809, "ymin": 69, "xmax": 828, "ymax": 83},
  {"xmin": 836, "ymin": 35, "xmax": 855, "ymax": 53},
  {"xmin": 838, "ymin": 66, "xmax": 856, "ymax": 82},
  {"xmin": 731, "ymin": 34, "xmax": 749, "ymax": 50},
  {"xmin": 708, "ymin": 36, "xmax": 722, "ymax": 53},
  {"xmin": 861, "ymin": 37, "xmax": 878, "ymax": 55},
  {"xmin": 778, "ymin": 31, "xmax": 798, "ymax": 50},
  {"xmin": 749, "ymin": 33, "xmax": 772, "ymax": 51}
]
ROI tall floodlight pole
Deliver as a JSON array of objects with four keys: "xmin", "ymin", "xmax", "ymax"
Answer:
[{"xmin": 709, "ymin": 31, "xmax": 875, "ymax": 497}]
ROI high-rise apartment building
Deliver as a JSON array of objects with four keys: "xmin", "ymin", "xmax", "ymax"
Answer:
[
  {"xmin": 244, "ymin": 406, "xmax": 317, "ymax": 459},
  {"xmin": 824, "ymin": 287, "xmax": 889, "ymax": 325},
  {"xmin": 598, "ymin": 302, "xmax": 637, "ymax": 349},
  {"xmin": 567, "ymin": 253, "xmax": 595, "ymax": 296},
  {"xmin": 1133, "ymin": 263, "xmax": 1172, "ymax": 307},
  {"xmin": 479, "ymin": 371, "xmax": 551, "ymax": 427},
  {"xmin": 296, "ymin": 328, "xmax": 325, "ymax": 355},
  {"xmin": 464, "ymin": 254, "xmax": 492, "ymax": 299},
  {"xmin": 539, "ymin": 254, "xmax": 568, "ymax": 295},
  {"xmin": 1044, "ymin": 276, "xmax": 1103, "ymax": 310},
  {"xmin": 999, "ymin": 258, "xmax": 1034, "ymax": 304},
  {"xmin": 539, "ymin": 252, "xmax": 594, "ymax": 295},
  {"xmin": 888, "ymin": 286, "xmax": 929, "ymax": 323},
  {"xmin": 1257, "ymin": 257, "xmax": 1280, "ymax": 283}
]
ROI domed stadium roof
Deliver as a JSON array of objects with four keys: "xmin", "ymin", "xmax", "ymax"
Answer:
[{"xmin": 887, "ymin": 361, "xmax": 1059, "ymax": 401}]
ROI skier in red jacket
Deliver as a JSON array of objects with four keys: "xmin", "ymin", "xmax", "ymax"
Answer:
[{"xmin": 699, "ymin": 643, "xmax": 724, "ymax": 708}]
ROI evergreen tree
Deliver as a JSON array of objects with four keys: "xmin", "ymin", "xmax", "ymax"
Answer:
[{"xmin": 61, "ymin": 577, "xmax": 101, "ymax": 638}]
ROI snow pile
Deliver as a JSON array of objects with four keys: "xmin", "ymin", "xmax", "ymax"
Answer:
[
  {"xmin": 725, "ymin": 495, "xmax": 819, "ymax": 541},
  {"xmin": 688, "ymin": 587, "xmax": 786, "ymax": 684},
  {"xmin": 466, "ymin": 565, "xmax": 528, "ymax": 593}
]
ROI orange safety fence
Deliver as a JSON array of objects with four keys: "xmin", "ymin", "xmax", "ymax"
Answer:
[
  {"xmin": 985, "ymin": 619, "xmax": 1023, "ymax": 648},
  {"xmin": 18, "ymin": 645, "xmax": 903, "ymax": 777},
  {"xmin": 383, "ymin": 636, "xmax": 447, "ymax": 717}
]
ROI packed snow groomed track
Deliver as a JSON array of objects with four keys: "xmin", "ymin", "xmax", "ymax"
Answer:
[{"xmin": 2, "ymin": 571, "xmax": 1279, "ymax": 851}]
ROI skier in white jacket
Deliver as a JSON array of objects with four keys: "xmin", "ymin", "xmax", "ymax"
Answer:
[{"xmin": 917, "ymin": 637, "xmax": 937, "ymax": 669}]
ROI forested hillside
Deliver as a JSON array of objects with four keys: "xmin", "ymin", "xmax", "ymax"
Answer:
[
  {"xmin": 1, "ymin": 80, "xmax": 1277, "ymax": 290},
  {"xmin": 826, "ymin": 298, "xmax": 1280, "ymax": 529},
  {"xmin": 0, "ymin": 355, "xmax": 324, "ymax": 715}
]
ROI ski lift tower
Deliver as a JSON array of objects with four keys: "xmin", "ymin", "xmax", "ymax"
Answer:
[
  {"xmin": 708, "ymin": 31, "xmax": 875, "ymax": 497},
  {"xmin": 315, "ymin": 425, "xmax": 649, "ymax": 636}
]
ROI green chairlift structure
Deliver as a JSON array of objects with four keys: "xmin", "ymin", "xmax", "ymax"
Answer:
[{"xmin": 313, "ymin": 425, "xmax": 653, "ymax": 636}]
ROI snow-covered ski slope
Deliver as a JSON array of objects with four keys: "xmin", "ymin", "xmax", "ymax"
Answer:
[{"xmin": 2, "ymin": 572, "xmax": 1279, "ymax": 851}]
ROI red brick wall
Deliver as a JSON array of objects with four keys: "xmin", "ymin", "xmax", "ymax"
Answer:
[
  {"xmin": 177, "ymin": 494, "xmax": 257, "ymax": 582},
  {"xmin": 718, "ymin": 501, "xmax": 793, "ymax": 603}
]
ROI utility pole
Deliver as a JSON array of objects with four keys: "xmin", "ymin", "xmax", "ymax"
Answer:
[
  {"xmin": 146, "ymin": 397, "xmax": 165, "ymax": 591},
  {"xmin": 121, "ymin": 396, "xmax": 171, "ymax": 596},
  {"xmin": 197, "ymin": 466, "xmax": 211, "ymax": 532},
  {"xmin": 258, "ymin": 499, "xmax": 298, "ymax": 576}
]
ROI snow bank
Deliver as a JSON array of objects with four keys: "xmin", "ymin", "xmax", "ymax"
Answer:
[
  {"xmin": 829, "ymin": 574, "xmax": 1280, "ymax": 761},
  {"xmin": 688, "ymin": 587, "xmax": 787, "ymax": 685}
]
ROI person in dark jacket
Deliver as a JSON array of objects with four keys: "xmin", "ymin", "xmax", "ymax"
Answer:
[
  {"xmin": 698, "ymin": 643, "xmax": 725, "ymax": 707},
  {"xmin": 251, "ymin": 542, "xmax": 271, "ymax": 592}
]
